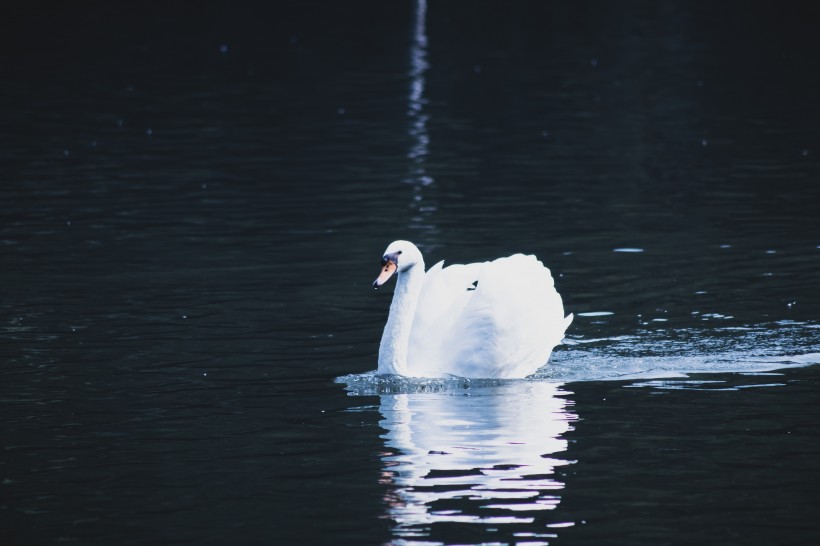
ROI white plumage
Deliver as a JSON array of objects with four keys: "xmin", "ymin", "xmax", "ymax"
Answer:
[{"xmin": 373, "ymin": 240, "xmax": 573, "ymax": 378}]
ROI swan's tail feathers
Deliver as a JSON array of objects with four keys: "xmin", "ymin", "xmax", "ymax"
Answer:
[{"xmin": 560, "ymin": 313, "xmax": 574, "ymax": 341}]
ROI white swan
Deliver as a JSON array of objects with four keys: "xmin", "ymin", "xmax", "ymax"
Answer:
[{"xmin": 373, "ymin": 240, "xmax": 573, "ymax": 378}]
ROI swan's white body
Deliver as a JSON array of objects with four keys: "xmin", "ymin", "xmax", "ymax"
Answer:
[{"xmin": 374, "ymin": 240, "xmax": 573, "ymax": 378}]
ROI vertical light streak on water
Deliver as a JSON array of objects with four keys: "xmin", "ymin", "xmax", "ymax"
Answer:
[
  {"xmin": 406, "ymin": 0, "xmax": 438, "ymax": 241},
  {"xmin": 408, "ymin": 0, "xmax": 430, "ymax": 171}
]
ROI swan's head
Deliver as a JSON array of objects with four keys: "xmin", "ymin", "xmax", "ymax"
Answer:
[{"xmin": 373, "ymin": 240, "xmax": 423, "ymax": 289}]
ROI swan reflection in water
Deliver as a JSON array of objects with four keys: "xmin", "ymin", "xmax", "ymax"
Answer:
[{"xmin": 376, "ymin": 381, "xmax": 578, "ymax": 540}]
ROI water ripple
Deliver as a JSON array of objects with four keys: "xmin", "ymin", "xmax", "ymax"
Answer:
[{"xmin": 339, "ymin": 321, "xmax": 820, "ymax": 393}]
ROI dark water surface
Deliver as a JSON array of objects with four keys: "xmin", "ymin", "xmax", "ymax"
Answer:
[{"xmin": 3, "ymin": 1, "xmax": 820, "ymax": 545}]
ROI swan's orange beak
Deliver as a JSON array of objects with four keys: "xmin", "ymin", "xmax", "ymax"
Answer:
[{"xmin": 373, "ymin": 260, "xmax": 397, "ymax": 289}]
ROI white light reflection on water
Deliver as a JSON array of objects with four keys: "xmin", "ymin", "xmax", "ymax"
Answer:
[
  {"xmin": 405, "ymin": 0, "xmax": 439, "ymax": 245},
  {"xmin": 407, "ymin": 0, "xmax": 430, "ymax": 168}
]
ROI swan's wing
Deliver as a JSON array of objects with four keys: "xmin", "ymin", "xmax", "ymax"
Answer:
[
  {"xmin": 407, "ymin": 260, "xmax": 484, "ymax": 375},
  {"xmin": 443, "ymin": 254, "xmax": 571, "ymax": 378},
  {"xmin": 412, "ymin": 261, "xmax": 485, "ymax": 332}
]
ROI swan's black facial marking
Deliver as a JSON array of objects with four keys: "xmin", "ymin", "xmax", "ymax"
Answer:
[
  {"xmin": 381, "ymin": 251, "xmax": 402, "ymax": 267},
  {"xmin": 467, "ymin": 280, "xmax": 478, "ymax": 291}
]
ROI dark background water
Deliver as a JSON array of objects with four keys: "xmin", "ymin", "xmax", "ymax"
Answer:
[{"xmin": 2, "ymin": 1, "xmax": 819, "ymax": 545}]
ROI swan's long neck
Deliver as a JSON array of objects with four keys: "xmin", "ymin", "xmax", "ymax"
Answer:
[{"xmin": 378, "ymin": 262, "xmax": 424, "ymax": 375}]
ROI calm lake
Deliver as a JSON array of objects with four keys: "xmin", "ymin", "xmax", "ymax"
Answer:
[{"xmin": 2, "ymin": 1, "xmax": 819, "ymax": 545}]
